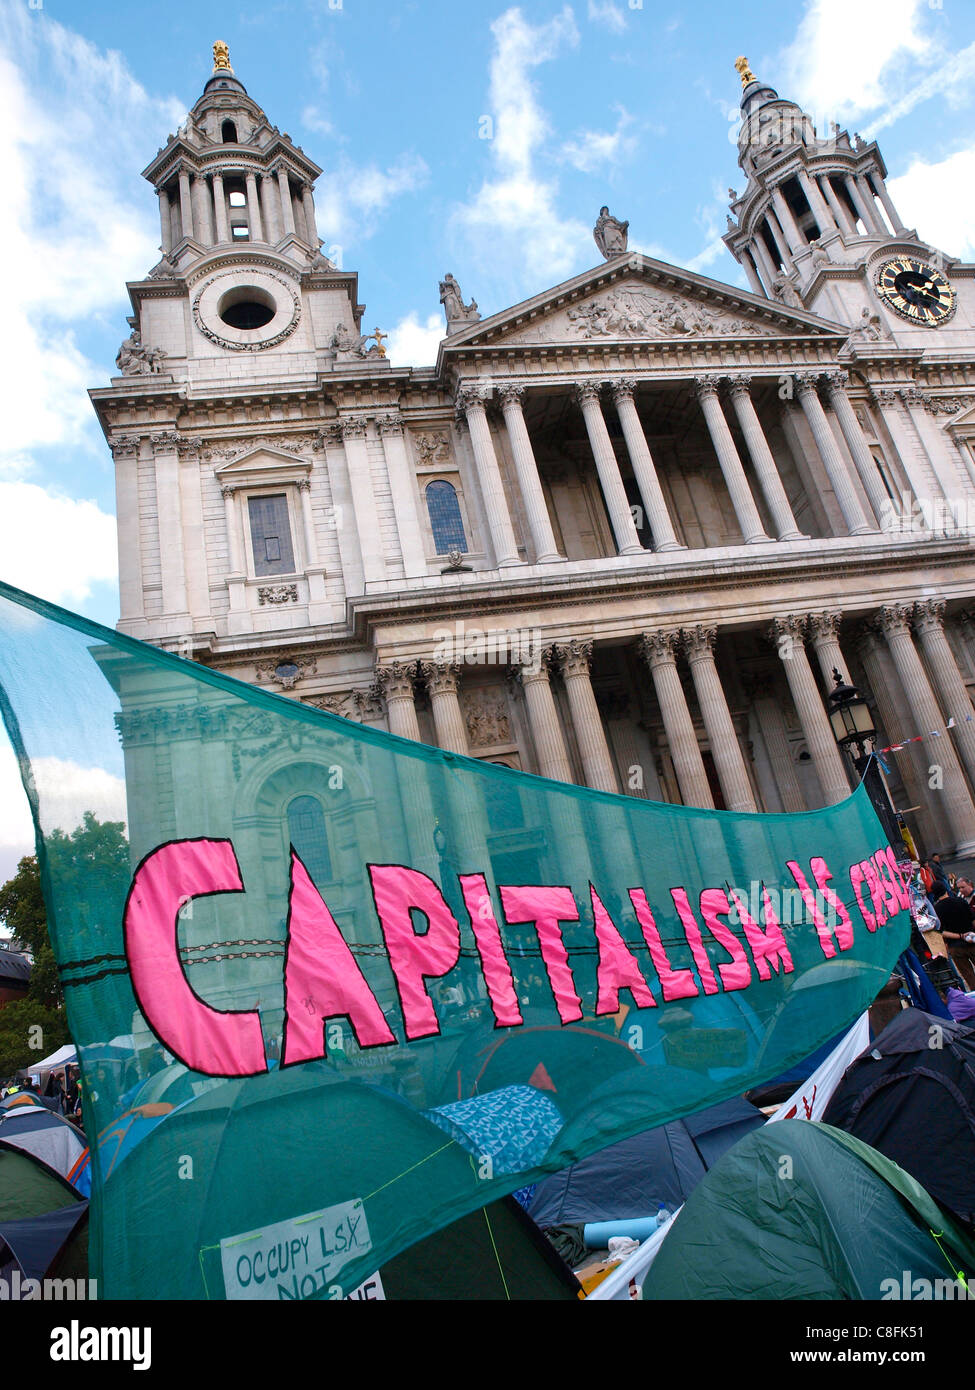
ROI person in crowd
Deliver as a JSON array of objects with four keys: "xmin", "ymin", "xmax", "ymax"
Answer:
[
  {"xmin": 930, "ymin": 853, "xmax": 952, "ymax": 889},
  {"xmin": 956, "ymin": 877, "xmax": 975, "ymax": 918},
  {"xmin": 932, "ymin": 882, "xmax": 975, "ymax": 989}
]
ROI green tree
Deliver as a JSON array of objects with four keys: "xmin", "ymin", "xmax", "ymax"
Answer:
[{"xmin": 0, "ymin": 813, "xmax": 130, "ymax": 1078}]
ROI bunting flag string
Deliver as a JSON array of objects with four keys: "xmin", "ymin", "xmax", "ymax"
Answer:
[{"xmin": 878, "ymin": 710, "xmax": 974, "ymax": 754}]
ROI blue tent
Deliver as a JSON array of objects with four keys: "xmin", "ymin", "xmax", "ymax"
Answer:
[{"xmin": 527, "ymin": 1096, "xmax": 765, "ymax": 1228}]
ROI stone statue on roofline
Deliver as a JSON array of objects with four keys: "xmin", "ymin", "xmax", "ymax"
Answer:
[
  {"xmin": 593, "ymin": 206, "xmax": 628, "ymax": 260},
  {"xmin": 115, "ymin": 328, "xmax": 168, "ymax": 376},
  {"xmin": 439, "ymin": 273, "xmax": 480, "ymax": 333}
]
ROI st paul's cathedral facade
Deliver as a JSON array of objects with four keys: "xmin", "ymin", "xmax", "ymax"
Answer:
[{"xmin": 90, "ymin": 44, "xmax": 975, "ymax": 873}]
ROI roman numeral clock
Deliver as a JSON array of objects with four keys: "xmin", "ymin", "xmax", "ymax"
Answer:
[{"xmin": 875, "ymin": 257, "xmax": 956, "ymax": 325}]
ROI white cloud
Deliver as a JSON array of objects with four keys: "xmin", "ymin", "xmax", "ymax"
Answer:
[
  {"xmin": 779, "ymin": 0, "xmax": 936, "ymax": 122},
  {"xmin": 888, "ymin": 148, "xmax": 975, "ymax": 260},
  {"xmin": 0, "ymin": 7, "xmax": 186, "ymax": 476},
  {"xmin": 0, "ymin": 482, "xmax": 117, "ymax": 605},
  {"xmin": 451, "ymin": 7, "xmax": 590, "ymax": 290},
  {"xmin": 314, "ymin": 152, "xmax": 429, "ymax": 251},
  {"xmin": 387, "ymin": 312, "xmax": 444, "ymax": 367},
  {"xmin": 0, "ymin": 742, "xmax": 126, "ymax": 886},
  {"xmin": 863, "ymin": 42, "xmax": 975, "ymax": 139},
  {"xmin": 587, "ymin": 0, "xmax": 626, "ymax": 34},
  {"xmin": 300, "ymin": 105, "xmax": 338, "ymax": 139},
  {"xmin": 561, "ymin": 104, "xmax": 636, "ymax": 174}
]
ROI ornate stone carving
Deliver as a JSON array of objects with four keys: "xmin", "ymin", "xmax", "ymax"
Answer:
[
  {"xmin": 201, "ymin": 434, "xmax": 315, "ymax": 461},
  {"xmin": 147, "ymin": 254, "xmax": 179, "ymax": 281},
  {"xmin": 192, "ymin": 269, "xmax": 301, "ymax": 352},
  {"xmin": 462, "ymin": 693, "xmax": 512, "ymax": 748},
  {"xmin": 115, "ymin": 329, "xmax": 168, "ymax": 377},
  {"xmin": 821, "ymin": 370, "xmax": 849, "ymax": 395},
  {"xmin": 553, "ymin": 638, "xmax": 594, "ymax": 677},
  {"xmin": 574, "ymin": 381, "xmax": 604, "ymax": 408},
  {"xmin": 176, "ymin": 436, "xmax": 203, "ymax": 459},
  {"xmin": 923, "ymin": 396, "xmax": 968, "ymax": 415},
  {"xmin": 497, "ymin": 383, "xmax": 526, "ymax": 409},
  {"xmin": 375, "ymin": 661, "xmax": 419, "ymax": 702},
  {"xmin": 593, "ymin": 206, "xmax": 629, "ymax": 260},
  {"xmin": 847, "ymin": 306, "xmax": 891, "ymax": 343},
  {"xmin": 877, "ymin": 603, "xmax": 914, "ymax": 636},
  {"xmin": 375, "ymin": 413, "xmax": 404, "ymax": 436},
  {"xmin": 914, "ymin": 598, "xmax": 946, "ymax": 634},
  {"xmin": 147, "ymin": 430, "xmax": 181, "ymax": 452},
  {"xmin": 340, "ymin": 417, "xmax": 369, "ymax": 441},
  {"xmin": 412, "ymin": 432, "xmax": 451, "ymax": 465},
  {"xmin": 254, "ymin": 654, "xmax": 317, "ymax": 689},
  {"xmin": 420, "ymin": 660, "xmax": 460, "ymax": 695},
  {"xmin": 682, "ymin": 624, "xmax": 717, "ymax": 659},
  {"xmin": 793, "ymin": 372, "xmax": 822, "ymax": 395},
  {"xmin": 770, "ymin": 273, "xmax": 801, "ymax": 308},
  {"xmin": 351, "ymin": 687, "xmax": 385, "ymax": 722},
  {"xmin": 693, "ymin": 375, "xmax": 720, "ymax": 400},
  {"xmin": 872, "ymin": 388, "xmax": 900, "ymax": 408},
  {"xmin": 439, "ymin": 273, "xmax": 480, "ymax": 332},
  {"xmin": 329, "ymin": 322, "xmax": 379, "ymax": 359},
  {"xmin": 640, "ymin": 631, "xmax": 679, "ymax": 666},
  {"xmin": 257, "ymin": 584, "xmax": 298, "ymax": 606},
  {"xmin": 295, "ymin": 478, "xmax": 312, "ymax": 493},
  {"xmin": 455, "ymin": 385, "xmax": 491, "ymax": 414},
  {"xmin": 807, "ymin": 611, "xmax": 842, "ymax": 642},
  {"xmin": 305, "ymin": 692, "xmax": 348, "ymax": 717},
  {"xmin": 315, "ymin": 424, "xmax": 344, "ymax": 450},
  {"xmin": 901, "ymin": 386, "xmax": 928, "ymax": 407},
  {"xmin": 564, "ymin": 287, "xmax": 773, "ymax": 341},
  {"xmin": 725, "ymin": 374, "xmax": 752, "ymax": 399},
  {"xmin": 110, "ymin": 434, "xmax": 142, "ymax": 459},
  {"xmin": 769, "ymin": 615, "xmax": 808, "ymax": 651}
]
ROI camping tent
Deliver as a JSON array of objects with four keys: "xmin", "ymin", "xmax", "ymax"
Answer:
[
  {"xmin": 822, "ymin": 1008, "xmax": 975, "ymax": 1225},
  {"xmin": 642, "ymin": 1120, "xmax": 975, "ymax": 1300},
  {"xmin": 528, "ymin": 1096, "xmax": 764, "ymax": 1229},
  {"xmin": 0, "ymin": 1140, "xmax": 89, "ymax": 1288},
  {"xmin": 0, "ymin": 1103, "xmax": 86, "ymax": 1185}
]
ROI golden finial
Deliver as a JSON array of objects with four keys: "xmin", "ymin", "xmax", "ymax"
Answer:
[
  {"xmin": 369, "ymin": 327, "xmax": 389, "ymax": 358},
  {"xmin": 735, "ymin": 55, "xmax": 756, "ymax": 89},
  {"xmin": 212, "ymin": 40, "xmax": 232, "ymax": 73}
]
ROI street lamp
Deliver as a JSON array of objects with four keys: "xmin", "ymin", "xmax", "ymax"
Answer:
[{"xmin": 826, "ymin": 668, "xmax": 902, "ymax": 848}]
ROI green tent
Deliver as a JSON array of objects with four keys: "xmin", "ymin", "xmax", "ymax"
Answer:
[
  {"xmin": 0, "ymin": 1141, "xmax": 89, "ymax": 1285},
  {"xmin": 643, "ymin": 1120, "xmax": 975, "ymax": 1301}
]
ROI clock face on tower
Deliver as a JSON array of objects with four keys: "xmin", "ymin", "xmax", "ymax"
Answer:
[{"xmin": 875, "ymin": 257, "xmax": 956, "ymax": 326}]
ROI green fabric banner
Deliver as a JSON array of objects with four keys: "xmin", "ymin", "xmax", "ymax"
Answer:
[{"xmin": 0, "ymin": 582, "xmax": 909, "ymax": 1300}]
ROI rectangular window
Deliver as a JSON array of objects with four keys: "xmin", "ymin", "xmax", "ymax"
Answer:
[{"xmin": 247, "ymin": 494, "xmax": 296, "ymax": 576}]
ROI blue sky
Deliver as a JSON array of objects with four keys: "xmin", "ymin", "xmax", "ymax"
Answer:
[{"xmin": 1, "ymin": 0, "xmax": 975, "ymax": 877}]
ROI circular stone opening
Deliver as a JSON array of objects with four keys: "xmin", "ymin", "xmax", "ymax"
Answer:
[{"xmin": 217, "ymin": 285, "xmax": 277, "ymax": 331}]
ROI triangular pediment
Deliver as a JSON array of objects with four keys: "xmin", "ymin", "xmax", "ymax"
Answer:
[
  {"xmin": 214, "ymin": 444, "xmax": 311, "ymax": 484},
  {"xmin": 441, "ymin": 255, "xmax": 846, "ymax": 353}
]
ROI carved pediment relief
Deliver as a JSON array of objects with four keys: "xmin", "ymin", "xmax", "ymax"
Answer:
[
  {"xmin": 213, "ymin": 443, "xmax": 313, "ymax": 490},
  {"xmin": 495, "ymin": 281, "xmax": 781, "ymax": 346}
]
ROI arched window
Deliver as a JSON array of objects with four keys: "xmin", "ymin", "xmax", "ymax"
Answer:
[
  {"xmin": 222, "ymin": 120, "xmax": 238, "ymax": 143},
  {"xmin": 287, "ymin": 796, "xmax": 332, "ymax": 885},
  {"xmin": 426, "ymin": 480, "xmax": 467, "ymax": 555}
]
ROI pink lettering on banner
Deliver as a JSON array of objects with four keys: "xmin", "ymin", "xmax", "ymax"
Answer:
[
  {"xmin": 873, "ymin": 850, "xmax": 902, "ymax": 918},
  {"xmin": 810, "ymin": 857, "xmax": 854, "ymax": 950},
  {"xmin": 282, "ymin": 851, "xmax": 395, "ymax": 1065},
  {"xmin": 888, "ymin": 849, "xmax": 914, "ymax": 909},
  {"xmin": 669, "ymin": 888, "xmax": 719, "ymax": 995},
  {"xmin": 698, "ymin": 889, "xmax": 752, "ymax": 992},
  {"xmin": 589, "ymin": 886, "xmax": 657, "ymax": 1015},
  {"xmin": 368, "ymin": 866, "xmax": 460, "ymax": 1041},
  {"xmin": 499, "ymin": 885, "xmax": 582, "ymax": 1024},
  {"xmin": 628, "ymin": 890, "xmax": 699, "ymax": 1002},
  {"xmin": 860, "ymin": 857, "xmax": 889, "ymax": 927},
  {"xmin": 729, "ymin": 885, "xmax": 794, "ymax": 980},
  {"xmin": 850, "ymin": 862, "xmax": 878, "ymax": 932},
  {"xmin": 123, "ymin": 839, "xmax": 268, "ymax": 1076},
  {"xmin": 458, "ymin": 873, "xmax": 523, "ymax": 1028},
  {"xmin": 786, "ymin": 860, "xmax": 840, "ymax": 959}
]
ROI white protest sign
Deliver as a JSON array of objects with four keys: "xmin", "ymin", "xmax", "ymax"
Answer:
[{"xmin": 220, "ymin": 1198, "xmax": 372, "ymax": 1300}]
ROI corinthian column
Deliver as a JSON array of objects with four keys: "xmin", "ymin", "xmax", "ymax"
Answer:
[
  {"xmin": 913, "ymin": 600, "xmax": 975, "ymax": 797},
  {"xmin": 498, "ymin": 385, "xmax": 564, "ymax": 563},
  {"xmin": 726, "ymin": 376, "xmax": 803, "ymax": 540},
  {"xmin": 552, "ymin": 639, "xmax": 619, "ymax": 793},
  {"xmin": 640, "ymin": 631, "xmax": 714, "ymax": 809},
  {"xmin": 682, "ymin": 625, "xmax": 756, "ymax": 811},
  {"xmin": 457, "ymin": 386, "xmax": 521, "ymax": 568},
  {"xmin": 807, "ymin": 610, "xmax": 850, "ymax": 688},
  {"xmin": 795, "ymin": 373, "xmax": 874, "ymax": 535},
  {"xmin": 879, "ymin": 604, "xmax": 975, "ymax": 854},
  {"xmin": 245, "ymin": 171, "xmax": 264, "ymax": 241},
  {"xmin": 611, "ymin": 380, "xmax": 683, "ymax": 551},
  {"xmin": 376, "ymin": 661, "xmax": 421, "ymax": 741},
  {"xmin": 575, "ymin": 383, "xmax": 645, "ymax": 555},
  {"xmin": 744, "ymin": 673, "xmax": 806, "ymax": 813},
  {"xmin": 177, "ymin": 166, "xmax": 194, "ymax": 241},
  {"xmin": 770, "ymin": 616, "xmax": 851, "ymax": 805},
  {"xmin": 517, "ymin": 656, "xmax": 574, "ymax": 783},
  {"xmin": 211, "ymin": 173, "xmax": 229, "ymax": 243},
  {"xmin": 421, "ymin": 661, "xmax": 469, "ymax": 756},
  {"xmin": 276, "ymin": 166, "xmax": 297, "ymax": 235},
  {"xmin": 822, "ymin": 371, "xmax": 894, "ymax": 529},
  {"xmin": 695, "ymin": 377, "xmax": 768, "ymax": 544}
]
